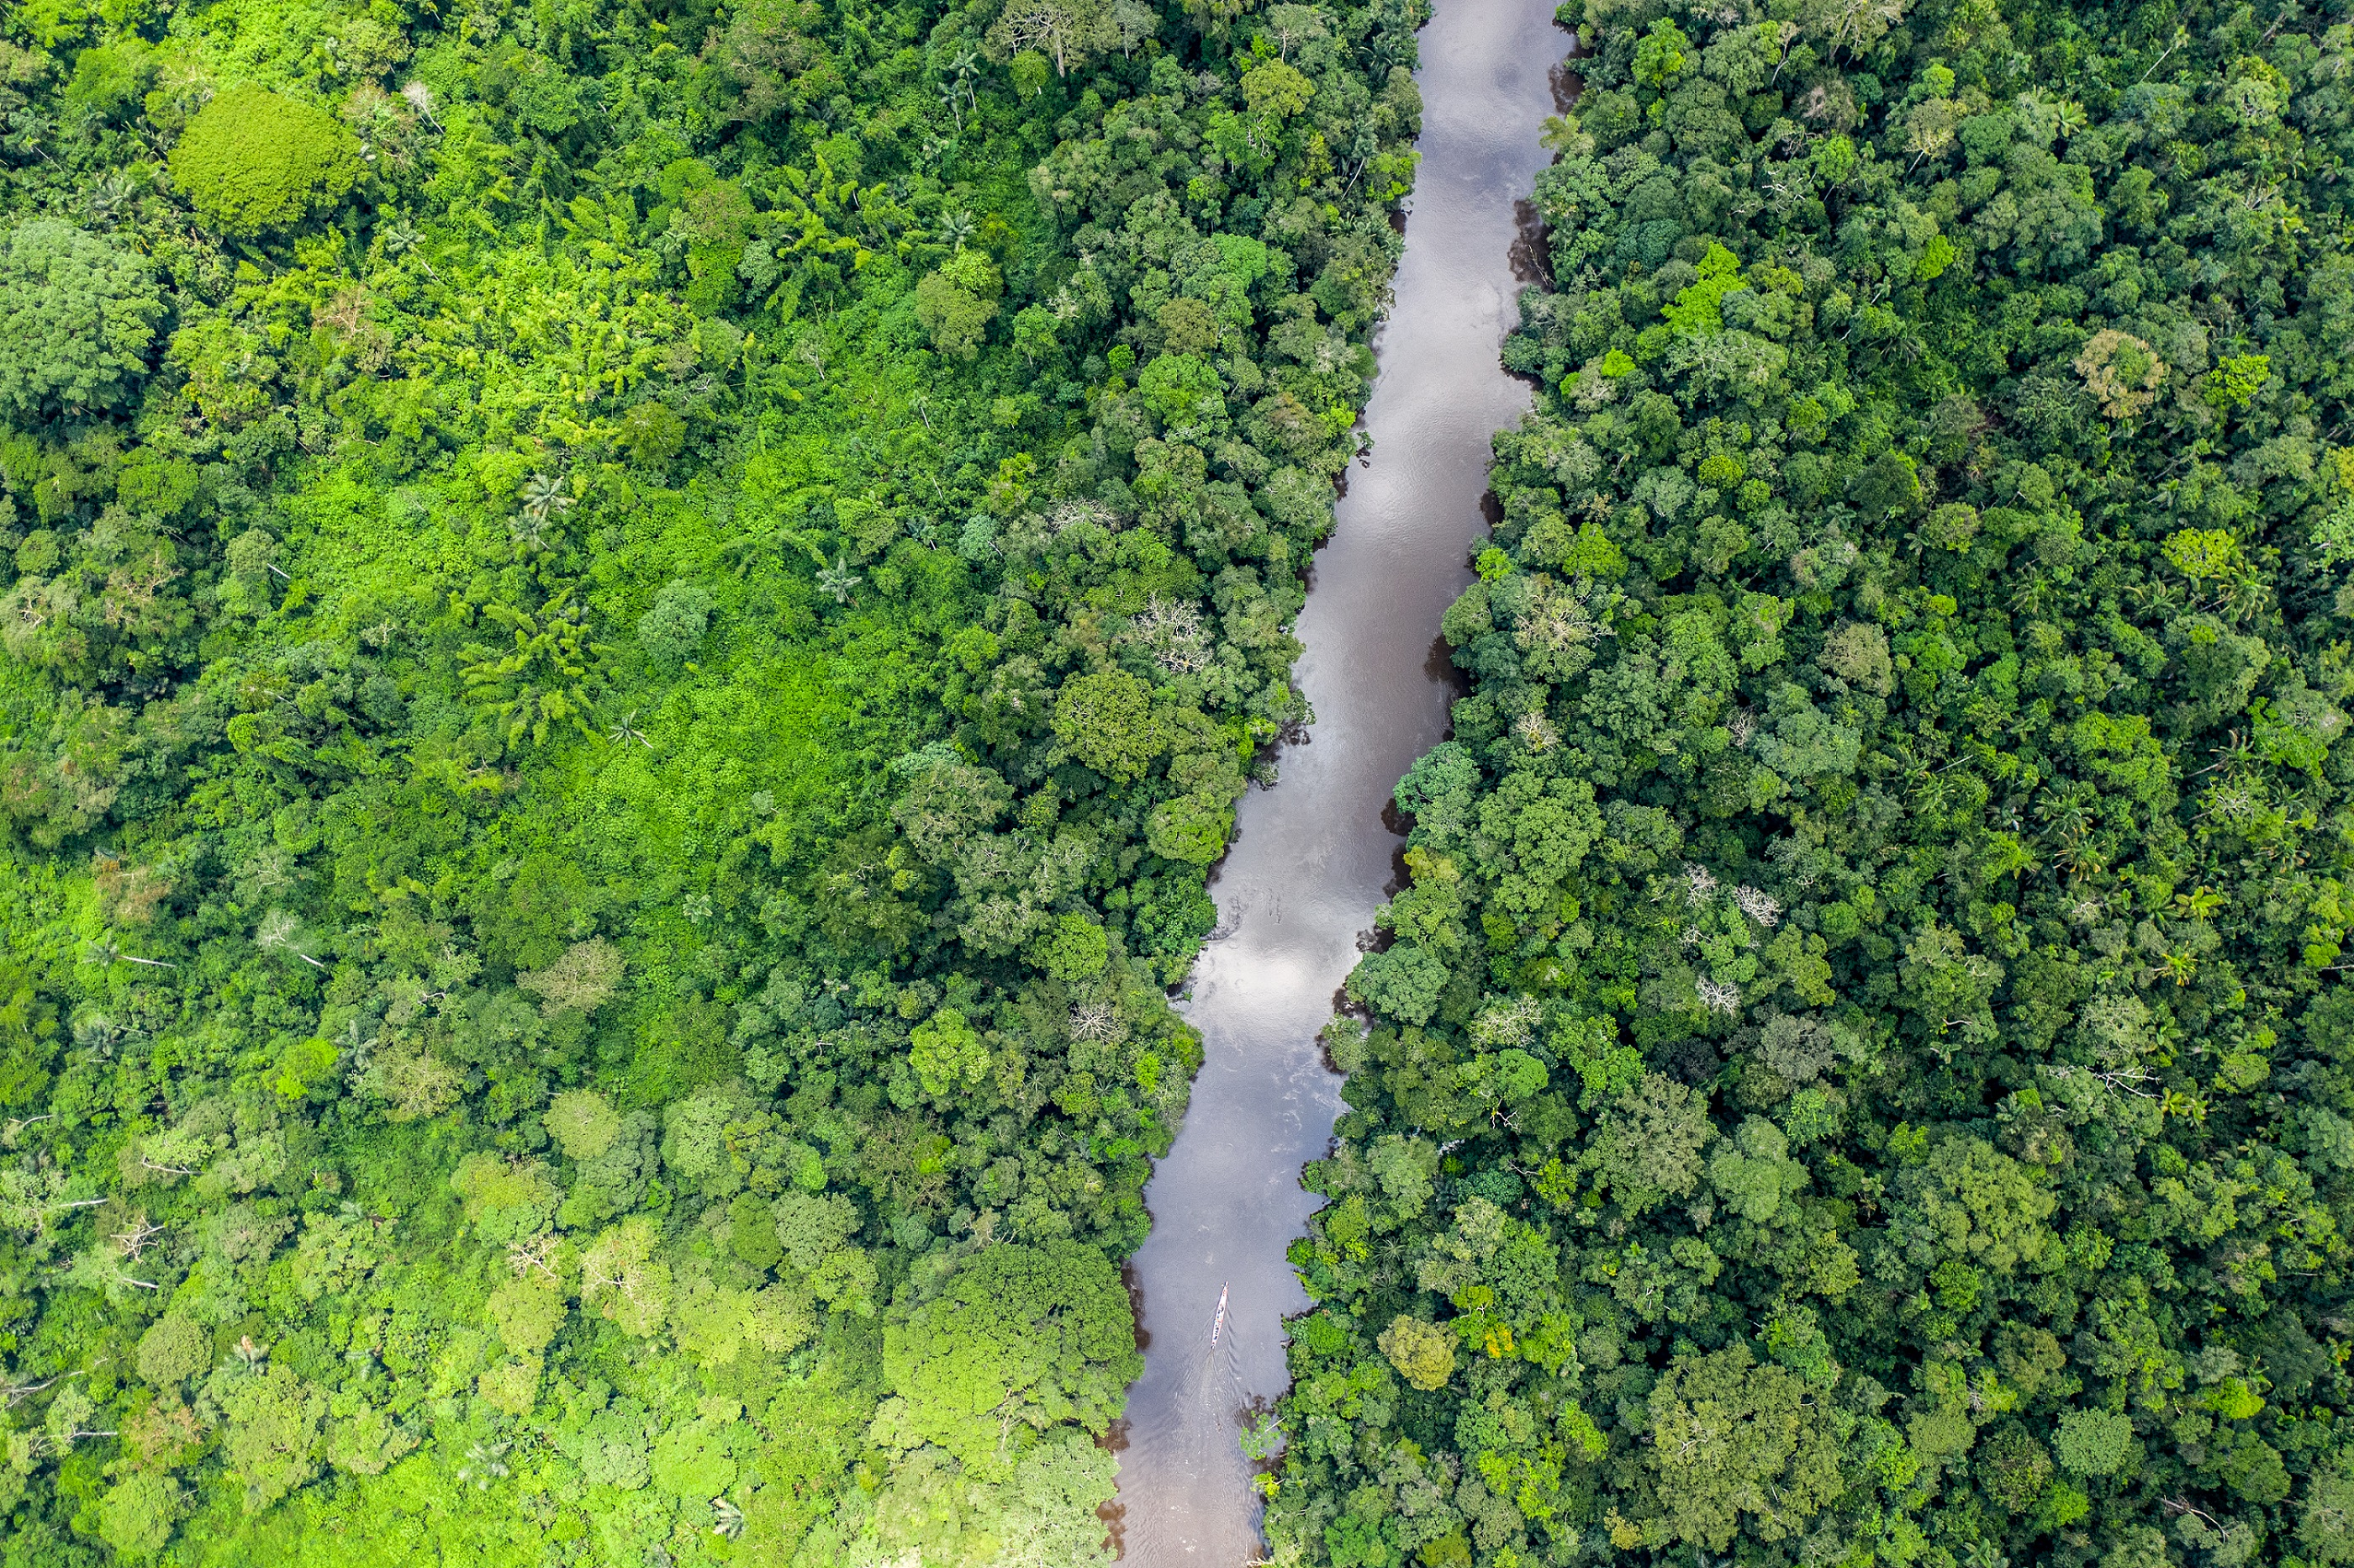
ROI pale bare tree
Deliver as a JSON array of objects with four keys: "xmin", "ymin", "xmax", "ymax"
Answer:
[
  {"xmin": 989, "ymin": 0, "xmax": 1112, "ymax": 77},
  {"xmin": 1807, "ymin": 0, "xmax": 1908, "ymax": 61}
]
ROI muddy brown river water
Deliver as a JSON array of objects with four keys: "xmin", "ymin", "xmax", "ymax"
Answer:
[{"xmin": 1107, "ymin": 3, "xmax": 1575, "ymax": 1561}]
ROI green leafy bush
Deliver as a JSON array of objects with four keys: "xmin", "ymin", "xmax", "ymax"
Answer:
[
  {"xmin": 168, "ymin": 83, "xmax": 358, "ymax": 237},
  {"xmin": 636, "ymin": 580, "xmax": 712, "ymax": 668}
]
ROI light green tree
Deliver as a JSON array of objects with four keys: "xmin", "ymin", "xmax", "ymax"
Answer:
[
  {"xmin": 2052, "ymin": 1407, "xmax": 2134, "ymax": 1475},
  {"xmin": 651, "ymin": 1418, "xmax": 740, "ymax": 1498},
  {"xmin": 1587, "ymin": 1072, "xmax": 1715, "ymax": 1215},
  {"xmin": 915, "ymin": 249, "xmax": 1003, "ymax": 359},
  {"xmin": 1053, "ymin": 669, "xmax": 1164, "ymax": 780},
  {"xmin": 487, "ymin": 1273, "xmax": 567, "ymax": 1354},
  {"xmin": 892, "ymin": 754, "xmax": 1012, "ymax": 863},
  {"xmin": 136, "ymin": 1312, "xmax": 210, "ymax": 1388},
  {"xmin": 1978, "ymin": 1424, "xmax": 2055, "ymax": 1510},
  {"xmin": 636, "ymin": 581, "xmax": 712, "ymax": 668},
  {"xmin": 520, "ymin": 939, "xmax": 625, "ymax": 1017},
  {"xmin": 0, "ymin": 219, "xmax": 162, "ymax": 418},
  {"xmin": 1366, "ymin": 1134, "xmax": 1438, "ymax": 1220},
  {"xmin": 1646, "ymin": 1344, "xmax": 1845, "ymax": 1549},
  {"xmin": 580, "ymin": 1215, "xmax": 673, "ymax": 1336},
  {"xmin": 1030, "ymin": 914, "xmax": 1111, "ymax": 979},
  {"xmin": 168, "ymin": 84, "xmax": 358, "ymax": 236},
  {"xmin": 1346, "ymin": 941, "xmax": 1449, "ymax": 1026},
  {"xmin": 325, "ymin": 1401, "xmax": 416, "ymax": 1475},
  {"xmin": 988, "ymin": 0, "xmax": 1113, "ymax": 77},
  {"xmin": 2302, "ymin": 1462, "xmax": 2354, "ymax": 1563},
  {"xmin": 208, "ymin": 1363, "xmax": 326, "ymax": 1512},
  {"xmin": 98, "ymin": 1471, "xmax": 182, "ymax": 1556},
  {"xmin": 448, "ymin": 1153, "xmax": 561, "ymax": 1243},
  {"xmin": 910, "ymin": 1006, "xmax": 990, "ymax": 1095},
  {"xmin": 1146, "ymin": 790, "xmax": 1234, "ymax": 864},
  {"xmin": 874, "ymin": 1241, "xmax": 1141, "ymax": 1476},
  {"xmin": 544, "ymin": 1088, "xmax": 622, "ymax": 1160},
  {"xmin": 774, "ymin": 1190, "xmax": 862, "ymax": 1274},
  {"xmin": 989, "ymin": 1432, "xmax": 1123, "ymax": 1568},
  {"xmin": 1706, "ymin": 1115, "xmax": 1810, "ymax": 1222},
  {"xmin": 1377, "ymin": 1314, "xmax": 1456, "ymax": 1391},
  {"xmin": 661, "ymin": 1086, "xmax": 747, "ymax": 1197}
]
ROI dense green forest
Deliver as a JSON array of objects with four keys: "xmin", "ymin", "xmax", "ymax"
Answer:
[
  {"xmin": 1266, "ymin": 0, "xmax": 2354, "ymax": 1565},
  {"xmin": 0, "ymin": 0, "xmax": 1429, "ymax": 1555}
]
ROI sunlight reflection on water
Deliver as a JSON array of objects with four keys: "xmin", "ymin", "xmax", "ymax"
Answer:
[{"xmin": 1108, "ymin": 2, "xmax": 1575, "ymax": 1561}]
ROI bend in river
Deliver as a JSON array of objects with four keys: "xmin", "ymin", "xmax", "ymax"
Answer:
[{"xmin": 1108, "ymin": 3, "xmax": 1574, "ymax": 1561}]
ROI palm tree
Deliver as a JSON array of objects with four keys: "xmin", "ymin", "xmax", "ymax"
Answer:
[
  {"xmin": 519, "ymin": 472, "xmax": 573, "ymax": 527},
  {"xmin": 815, "ymin": 554, "xmax": 863, "ymax": 605},
  {"xmin": 87, "ymin": 172, "xmax": 132, "ymax": 224},
  {"xmin": 378, "ymin": 215, "xmax": 436, "ymax": 277},
  {"xmin": 79, "ymin": 934, "xmax": 176, "ymax": 970}
]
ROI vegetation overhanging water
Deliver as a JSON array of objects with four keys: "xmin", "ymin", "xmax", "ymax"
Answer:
[
  {"xmin": 1262, "ymin": 3, "xmax": 2354, "ymax": 1568},
  {"xmin": 1110, "ymin": 3, "xmax": 1569, "ymax": 1562},
  {"xmin": 6, "ymin": 0, "xmax": 2354, "ymax": 1562},
  {"xmin": 0, "ymin": 0, "xmax": 1433, "ymax": 1560}
]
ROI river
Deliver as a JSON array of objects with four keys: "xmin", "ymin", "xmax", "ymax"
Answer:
[{"xmin": 1107, "ymin": 3, "xmax": 1573, "ymax": 1561}]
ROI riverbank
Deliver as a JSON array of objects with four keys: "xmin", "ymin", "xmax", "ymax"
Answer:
[{"xmin": 1107, "ymin": 3, "xmax": 1575, "ymax": 1560}]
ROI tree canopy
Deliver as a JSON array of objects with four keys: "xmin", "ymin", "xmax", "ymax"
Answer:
[
  {"xmin": 0, "ymin": 0, "xmax": 1426, "ymax": 1557},
  {"xmin": 166, "ymin": 84, "xmax": 360, "ymax": 238},
  {"xmin": 0, "ymin": 218, "xmax": 161, "ymax": 417},
  {"xmin": 1268, "ymin": 0, "xmax": 2354, "ymax": 1565}
]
